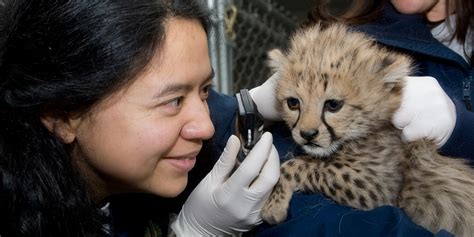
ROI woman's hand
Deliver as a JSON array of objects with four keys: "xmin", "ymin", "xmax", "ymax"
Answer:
[{"xmin": 171, "ymin": 132, "xmax": 280, "ymax": 236}]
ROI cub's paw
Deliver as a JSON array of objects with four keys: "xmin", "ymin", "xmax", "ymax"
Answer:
[{"xmin": 261, "ymin": 194, "xmax": 290, "ymax": 225}]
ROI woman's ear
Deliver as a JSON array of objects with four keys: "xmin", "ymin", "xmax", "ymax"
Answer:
[{"xmin": 40, "ymin": 112, "xmax": 82, "ymax": 144}]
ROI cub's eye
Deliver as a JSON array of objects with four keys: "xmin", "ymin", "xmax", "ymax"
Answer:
[
  {"xmin": 324, "ymin": 99, "xmax": 344, "ymax": 112},
  {"xmin": 287, "ymin": 97, "xmax": 300, "ymax": 110}
]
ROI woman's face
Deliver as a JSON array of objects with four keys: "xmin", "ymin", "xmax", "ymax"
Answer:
[
  {"xmin": 71, "ymin": 18, "xmax": 215, "ymax": 199},
  {"xmin": 390, "ymin": 0, "xmax": 452, "ymax": 22}
]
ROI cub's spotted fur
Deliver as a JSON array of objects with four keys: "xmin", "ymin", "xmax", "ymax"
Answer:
[{"xmin": 261, "ymin": 23, "xmax": 474, "ymax": 237}]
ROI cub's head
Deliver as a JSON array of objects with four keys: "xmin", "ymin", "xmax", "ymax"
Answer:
[{"xmin": 269, "ymin": 23, "xmax": 412, "ymax": 157}]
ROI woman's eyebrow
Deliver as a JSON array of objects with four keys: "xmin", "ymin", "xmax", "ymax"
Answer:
[
  {"xmin": 154, "ymin": 83, "xmax": 191, "ymax": 99},
  {"xmin": 208, "ymin": 68, "xmax": 215, "ymax": 81},
  {"xmin": 154, "ymin": 69, "xmax": 215, "ymax": 98},
  {"xmin": 203, "ymin": 69, "xmax": 215, "ymax": 85}
]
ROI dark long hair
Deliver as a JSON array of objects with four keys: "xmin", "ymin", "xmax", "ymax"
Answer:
[
  {"xmin": 0, "ymin": 0, "xmax": 209, "ymax": 236},
  {"xmin": 305, "ymin": 0, "xmax": 385, "ymax": 27},
  {"xmin": 306, "ymin": 0, "xmax": 473, "ymax": 63}
]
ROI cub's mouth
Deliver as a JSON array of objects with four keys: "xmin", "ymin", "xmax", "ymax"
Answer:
[
  {"xmin": 300, "ymin": 140, "xmax": 342, "ymax": 158},
  {"xmin": 304, "ymin": 142, "xmax": 321, "ymax": 148}
]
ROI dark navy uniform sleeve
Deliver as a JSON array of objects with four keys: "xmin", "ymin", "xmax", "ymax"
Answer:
[{"xmin": 441, "ymin": 92, "xmax": 474, "ymax": 164}]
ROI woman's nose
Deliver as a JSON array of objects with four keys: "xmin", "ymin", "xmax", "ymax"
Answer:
[{"xmin": 181, "ymin": 100, "xmax": 215, "ymax": 140}]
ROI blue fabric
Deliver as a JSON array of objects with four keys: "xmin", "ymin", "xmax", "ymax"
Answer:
[
  {"xmin": 353, "ymin": 4, "xmax": 474, "ymax": 162},
  {"xmin": 256, "ymin": 193, "xmax": 452, "ymax": 237}
]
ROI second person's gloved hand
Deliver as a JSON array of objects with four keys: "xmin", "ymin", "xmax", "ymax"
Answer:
[
  {"xmin": 393, "ymin": 76, "xmax": 456, "ymax": 147},
  {"xmin": 171, "ymin": 132, "xmax": 280, "ymax": 236}
]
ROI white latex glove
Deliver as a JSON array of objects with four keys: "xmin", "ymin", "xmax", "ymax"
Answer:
[
  {"xmin": 249, "ymin": 73, "xmax": 282, "ymax": 121},
  {"xmin": 392, "ymin": 76, "xmax": 456, "ymax": 147},
  {"xmin": 171, "ymin": 132, "xmax": 280, "ymax": 236}
]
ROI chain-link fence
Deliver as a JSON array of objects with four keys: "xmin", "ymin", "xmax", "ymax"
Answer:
[
  {"xmin": 206, "ymin": 0, "xmax": 299, "ymax": 94},
  {"xmin": 231, "ymin": 0, "xmax": 298, "ymax": 92}
]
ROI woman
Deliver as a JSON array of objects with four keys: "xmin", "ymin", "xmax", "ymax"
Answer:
[
  {"xmin": 0, "ymin": 0, "xmax": 279, "ymax": 236},
  {"xmin": 253, "ymin": 0, "xmax": 473, "ymax": 236}
]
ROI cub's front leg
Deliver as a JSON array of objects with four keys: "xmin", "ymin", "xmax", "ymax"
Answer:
[
  {"xmin": 262, "ymin": 155, "xmax": 392, "ymax": 225},
  {"xmin": 262, "ymin": 157, "xmax": 317, "ymax": 224}
]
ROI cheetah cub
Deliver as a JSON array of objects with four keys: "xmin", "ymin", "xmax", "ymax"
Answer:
[{"xmin": 261, "ymin": 23, "xmax": 474, "ymax": 236}]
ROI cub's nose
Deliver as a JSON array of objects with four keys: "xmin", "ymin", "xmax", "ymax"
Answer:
[{"xmin": 300, "ymin": 129, "xmax": 319, "ymax": 141}]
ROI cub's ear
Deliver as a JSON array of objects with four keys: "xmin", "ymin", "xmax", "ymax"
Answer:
[
  {"xmin": 379, "ymin": 53, "xmax": 412, "ymax": 91},
  {"xmin": 267, "ymin": 49, "xmax": 286, "ymax": 73}
]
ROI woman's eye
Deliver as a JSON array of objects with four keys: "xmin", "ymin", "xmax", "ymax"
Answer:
[
  {"xmin": 287, "ymin": 97, "xmax": 300, "ymax": 110},
  {"xmin": 165, "ymin": 97, "xmax": 183, "ymax": 108},
  {"xmin": 201, "ymin": 84, "xmax": 212, "ymax": 100},
  {"xmin": 324, "ymin": 99, "xmax": 344, "ymax": 112}
]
